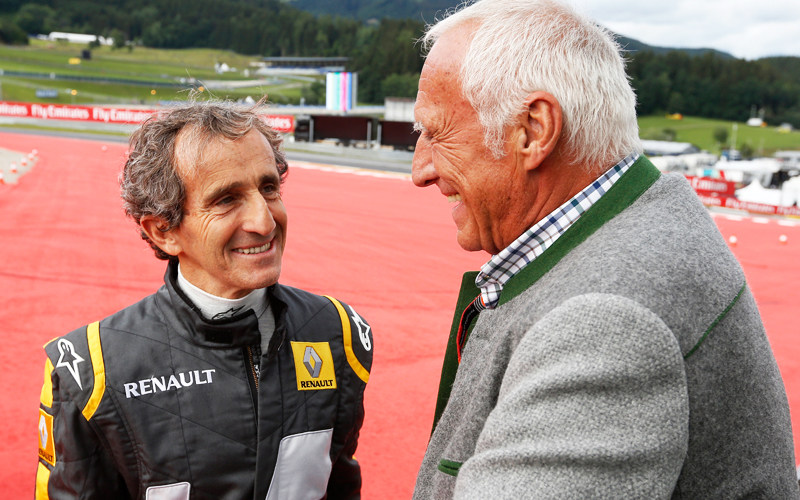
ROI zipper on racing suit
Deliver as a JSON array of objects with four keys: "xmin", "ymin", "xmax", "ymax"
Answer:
[{"xmin": 244, "ymin": 345, "xmax": 260, "ymax": 417}]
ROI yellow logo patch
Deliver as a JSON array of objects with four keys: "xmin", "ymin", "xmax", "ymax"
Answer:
[
  {"xmin": 38, "ymin": 409, "xmax": 56, "ymax": 465},
  {"xmin": 291, "ymin": 342, "xmax": 337, "ymax": 391}
]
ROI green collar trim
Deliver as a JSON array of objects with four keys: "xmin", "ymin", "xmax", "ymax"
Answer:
[
  {"xmin": 431, "ymin": 271, "xmax": 480, "ymax": 434},
  {"xmin": 499, "ymin": 155, "xmax": 661, "ymax": 306}
]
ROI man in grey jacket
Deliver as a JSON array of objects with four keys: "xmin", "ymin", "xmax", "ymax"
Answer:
[{"xmin": 410, "ymin": 0, "xmax": 798, "ymax": 498}]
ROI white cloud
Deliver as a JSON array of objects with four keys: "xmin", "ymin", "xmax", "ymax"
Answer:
[{"xmin": 569, "ymin": 0, "xmax": 800, "ymax": 59}]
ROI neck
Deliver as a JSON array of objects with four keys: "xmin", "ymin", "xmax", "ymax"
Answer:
[
  {"xmin": 528, "ymin": 157, "xmax": 601, "ymax": 222},
  {"xmin": 177, "ymin": 265, "xmax": 268, "ymax": 320}
]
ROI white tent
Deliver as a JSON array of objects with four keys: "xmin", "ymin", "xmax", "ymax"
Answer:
[
  {"xmin": 735, "ymin": 180, "xmax": 782, "ymax": 206},
  {"xmin": 735, "ymin": 178, "xmax": 799, "ymax": 207}
]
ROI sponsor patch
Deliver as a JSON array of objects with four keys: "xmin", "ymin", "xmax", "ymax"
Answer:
[
  {"xmin": 38, "ymin": 409, "xmax": 55, "ymax": 465},
  {"xmin": 291, "ymin": 342, "xmax": 337, "ymax": 391}
]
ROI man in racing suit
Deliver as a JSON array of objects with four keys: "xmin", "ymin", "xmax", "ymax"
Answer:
[{"xmin": 35, "ymin": 100, "xmax": 373, "ymax": 500}]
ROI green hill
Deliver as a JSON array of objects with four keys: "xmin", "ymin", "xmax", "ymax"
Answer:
[
  {"xmin": 1, "ymin": 0, "xmax": 798, "ymax": 122},
  {"xmin": 639, "ymin": 115, "xmax": 800, "ymax": 156},
  {"xmin": 0, "ymin": 39, "xmax": 311, "ymax": 105}
]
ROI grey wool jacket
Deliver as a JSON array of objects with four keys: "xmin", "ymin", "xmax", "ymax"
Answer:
[{"xmin": 413, "ymin": 157, "xmax": 799, "ymax": 499}]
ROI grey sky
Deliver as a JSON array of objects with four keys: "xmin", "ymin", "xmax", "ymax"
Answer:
[{"xmin": 570, "ymin": 0, "xmax": 800, "ymax": 60}]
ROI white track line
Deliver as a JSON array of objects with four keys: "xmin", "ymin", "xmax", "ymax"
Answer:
[{"xmin": 289, "ymin": 160, "xmax": 411, "ymax": 181}]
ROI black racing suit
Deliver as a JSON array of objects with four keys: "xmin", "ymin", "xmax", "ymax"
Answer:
[{"xmin": 36, "ymin": 262, "xmax": 373, "ymax": 500}]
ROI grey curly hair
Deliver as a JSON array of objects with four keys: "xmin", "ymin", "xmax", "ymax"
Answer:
[{"xmin": 120, "ymin": 99, "xmax": 288, "ymax": 260}]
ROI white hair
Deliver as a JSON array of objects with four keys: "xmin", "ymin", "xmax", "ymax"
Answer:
[{"xmin": 422, "ymin": 0, "xmax": 642, "ymax": 170}]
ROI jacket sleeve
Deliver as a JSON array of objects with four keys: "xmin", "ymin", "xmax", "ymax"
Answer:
[
  {"xmin": 453, "ymin": 294, "xmax": 689, "ymax": 499},
  {"xmin": 36, "ymin": 353, "xmax": 129, "ymax": 499},
  {"xmin": 326, "ymin": 435, "xmax": 363, "ymax": 500},
  {"xmin": 326, "ymin": 300, "xmax": 373, "ymax": 500}
]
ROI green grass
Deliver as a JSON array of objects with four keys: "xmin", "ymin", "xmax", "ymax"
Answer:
[
  {"xmin": 1, "ymin": 38, "xmax": 256, "ymax": 80},
  {"xmin": 2, "ymin": 41, "xmax": 798, "ymax": 154},
  {"xmin": 639, "ymin": 115, "xmax": 800, "ymax": 155},
  {"xmin": 0, "ymin": 76, "xmax": 187, "ymax": 104},
  {"xmin": 0, "ymin": 39, "xmax": 323, "ymax": 105}
]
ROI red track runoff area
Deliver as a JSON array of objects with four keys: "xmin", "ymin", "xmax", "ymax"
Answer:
[{"xmin": 1, "ymin": 131, "xmax": 798, "ymax": 497}]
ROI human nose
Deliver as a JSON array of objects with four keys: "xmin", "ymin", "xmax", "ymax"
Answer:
[
  {"xmin": 411, "ymin": 136, "xmax": 437, "ymax": 187},
  {"xmin": 241, "ymin": 194, "xmax": 276, "ymax": 235}
]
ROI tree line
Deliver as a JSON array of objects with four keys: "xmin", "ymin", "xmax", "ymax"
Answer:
[
  {"xmin": 1, "ymin": 0, "xmax": 424, "ymax": 104},
  {"xmin": 629, "ymin": 50, "xmax": 800, "ymax": 128},
  {"xmin": 1, "ymin": 0, "xmax": 799, "ymax": 126}
]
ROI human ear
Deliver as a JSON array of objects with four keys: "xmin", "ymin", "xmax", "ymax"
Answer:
[
  {"xmin": 517, "ymin": 91, "xmax": 563, "ymax": 170},
  {"xmin": 139, "ymin": 215, "xmax": 182, "ymax": 257}
]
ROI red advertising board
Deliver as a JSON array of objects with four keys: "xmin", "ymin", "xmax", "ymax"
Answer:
[
  {"xmin": 0, "ymin": 101, "xmax": 295, "ymax": 132},
  {"xmin": 695, "ymin": 194, "xmax": 800, "ymax": 217},
  {"xmin": 686, "ymin": 174, "xmax": 800, "ymax": 218},
  {"xmin": 260, "ymin": 114, "xmax": 295, "ymax": 133},
  {"xmin": 685, "ymin": 175, "xmax": 737, "ymax": 197}
]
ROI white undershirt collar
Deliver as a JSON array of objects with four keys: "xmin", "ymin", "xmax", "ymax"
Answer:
[{"xmin": 177, "ymin": 264, "xmax": 268, "ymax": 320}]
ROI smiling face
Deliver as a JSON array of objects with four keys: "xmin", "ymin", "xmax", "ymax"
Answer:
[
  {"xmin": 163, "ymin": 128, "xmax": 287, "ymax": 299},
  {"xmin": 412, "ymin": 25, "xmax": 531, "ymax": 255}
]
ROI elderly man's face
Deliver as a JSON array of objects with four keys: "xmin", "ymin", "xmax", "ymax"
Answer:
[
  {"xmin": 167, "ymin": 129, "xmax": 287, "ymax": 299},
  {"xmin": 412, "ymin": 26, "xmax": 526, "ymax": 255}
]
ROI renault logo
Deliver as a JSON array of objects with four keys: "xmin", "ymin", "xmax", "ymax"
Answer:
[
  {"xmin": 303, "ymin": 346, "xmax": 322, "ymax": 378},
  {"xmin": 291, "ymin": 341, "xmax": 337, "ymax": 391}
]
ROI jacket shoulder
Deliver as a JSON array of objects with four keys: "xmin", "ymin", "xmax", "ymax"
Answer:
[
  {"xmin": 43, "ymin": 292, "xmax": 162, "ymax": 412},
  {"xmin": 278, "ymin": 285, "xmax": 373, "ymax": 383},
  {"xmin": 43, "ymin": 321, "xmax": 104, "ymax": 417}
]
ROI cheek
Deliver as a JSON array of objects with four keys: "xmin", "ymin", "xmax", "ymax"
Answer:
[
  {"xmin": 197, "ymin": 214, "xmax": 236, "ymax": 248},
  {"xmin": 272, "ymin": 202, "xmax": 288, "ymax": 229}
]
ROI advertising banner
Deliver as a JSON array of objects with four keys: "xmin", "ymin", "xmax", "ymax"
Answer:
[
  {"xmin": 695, "ymin": 194, "xmax": 800, "ymax": 217},
  {"xmin": 0, "ymin": 101, "xmax": 295, "ymax": 132},
  {"xmin": 685, "ymin": 175, "xmax": 737, "ymax": 197}
]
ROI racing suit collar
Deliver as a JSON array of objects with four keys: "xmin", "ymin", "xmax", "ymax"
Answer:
[{"xmin": 161, "ymin": 260, "xmax": 263, "ymax": 347}]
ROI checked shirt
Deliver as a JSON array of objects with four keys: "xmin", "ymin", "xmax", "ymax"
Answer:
[{"xmin": 475, "ymin": 153, "xmax": 640, "ymax": 310}]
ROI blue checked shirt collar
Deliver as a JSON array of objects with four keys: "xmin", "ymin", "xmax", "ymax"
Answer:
[{"xmin": 475, "ymin": 153, "xmax": 639, "ymax": 310}]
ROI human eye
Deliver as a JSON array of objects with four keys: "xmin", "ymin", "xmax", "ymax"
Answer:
[
  {"xmin": 414, "ymin": 122, "xmax": 439, "ymax": 145},
  {"xmin": 261, "ymin": 183, "xmax": 281, "ymax": 200},
  {"xmin": 414, "ymin": 122, "xmax": 433, "ymax": 139},
  {"xmin": 216, "ymin": 195, "xmax": 235, "ymax": 206},
  {"xmin": 206, "ymin": 191, "xmax": 238, "ymax": 212}
]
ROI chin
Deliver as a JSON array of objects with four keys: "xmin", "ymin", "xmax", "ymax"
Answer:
[
  {"xmin": 231, "ymin": 271, "xmax": 280, "ymax": 295},
  {"xmin": 456, "ymin": 234, "xmax": 484, "ymax": 253},
  {"xmin": 255, "ymin": 269, "xmax": 281, "ymax": 289}
]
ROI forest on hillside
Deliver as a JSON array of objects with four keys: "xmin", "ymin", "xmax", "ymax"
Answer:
[
  {"xmin": 1, "ymin": 0, "xmax": 799, "ymax": 126},
  {"xmin": 285, "ymin": 0, "xmax": 457, "ymax": 23}
]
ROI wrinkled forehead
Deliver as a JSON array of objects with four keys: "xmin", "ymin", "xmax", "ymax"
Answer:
[
  {"xmin": 416, "ymin": 25, "xmax": 479, "ymax": 126},
  {"xmin": 423, "ymin": 22, "xmax": 474, "ymax": 82}
]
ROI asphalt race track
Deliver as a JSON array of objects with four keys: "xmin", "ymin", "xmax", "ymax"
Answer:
[{"xmin": 1, "ymin": 131, "xmax": 798, "ymax": 497}]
